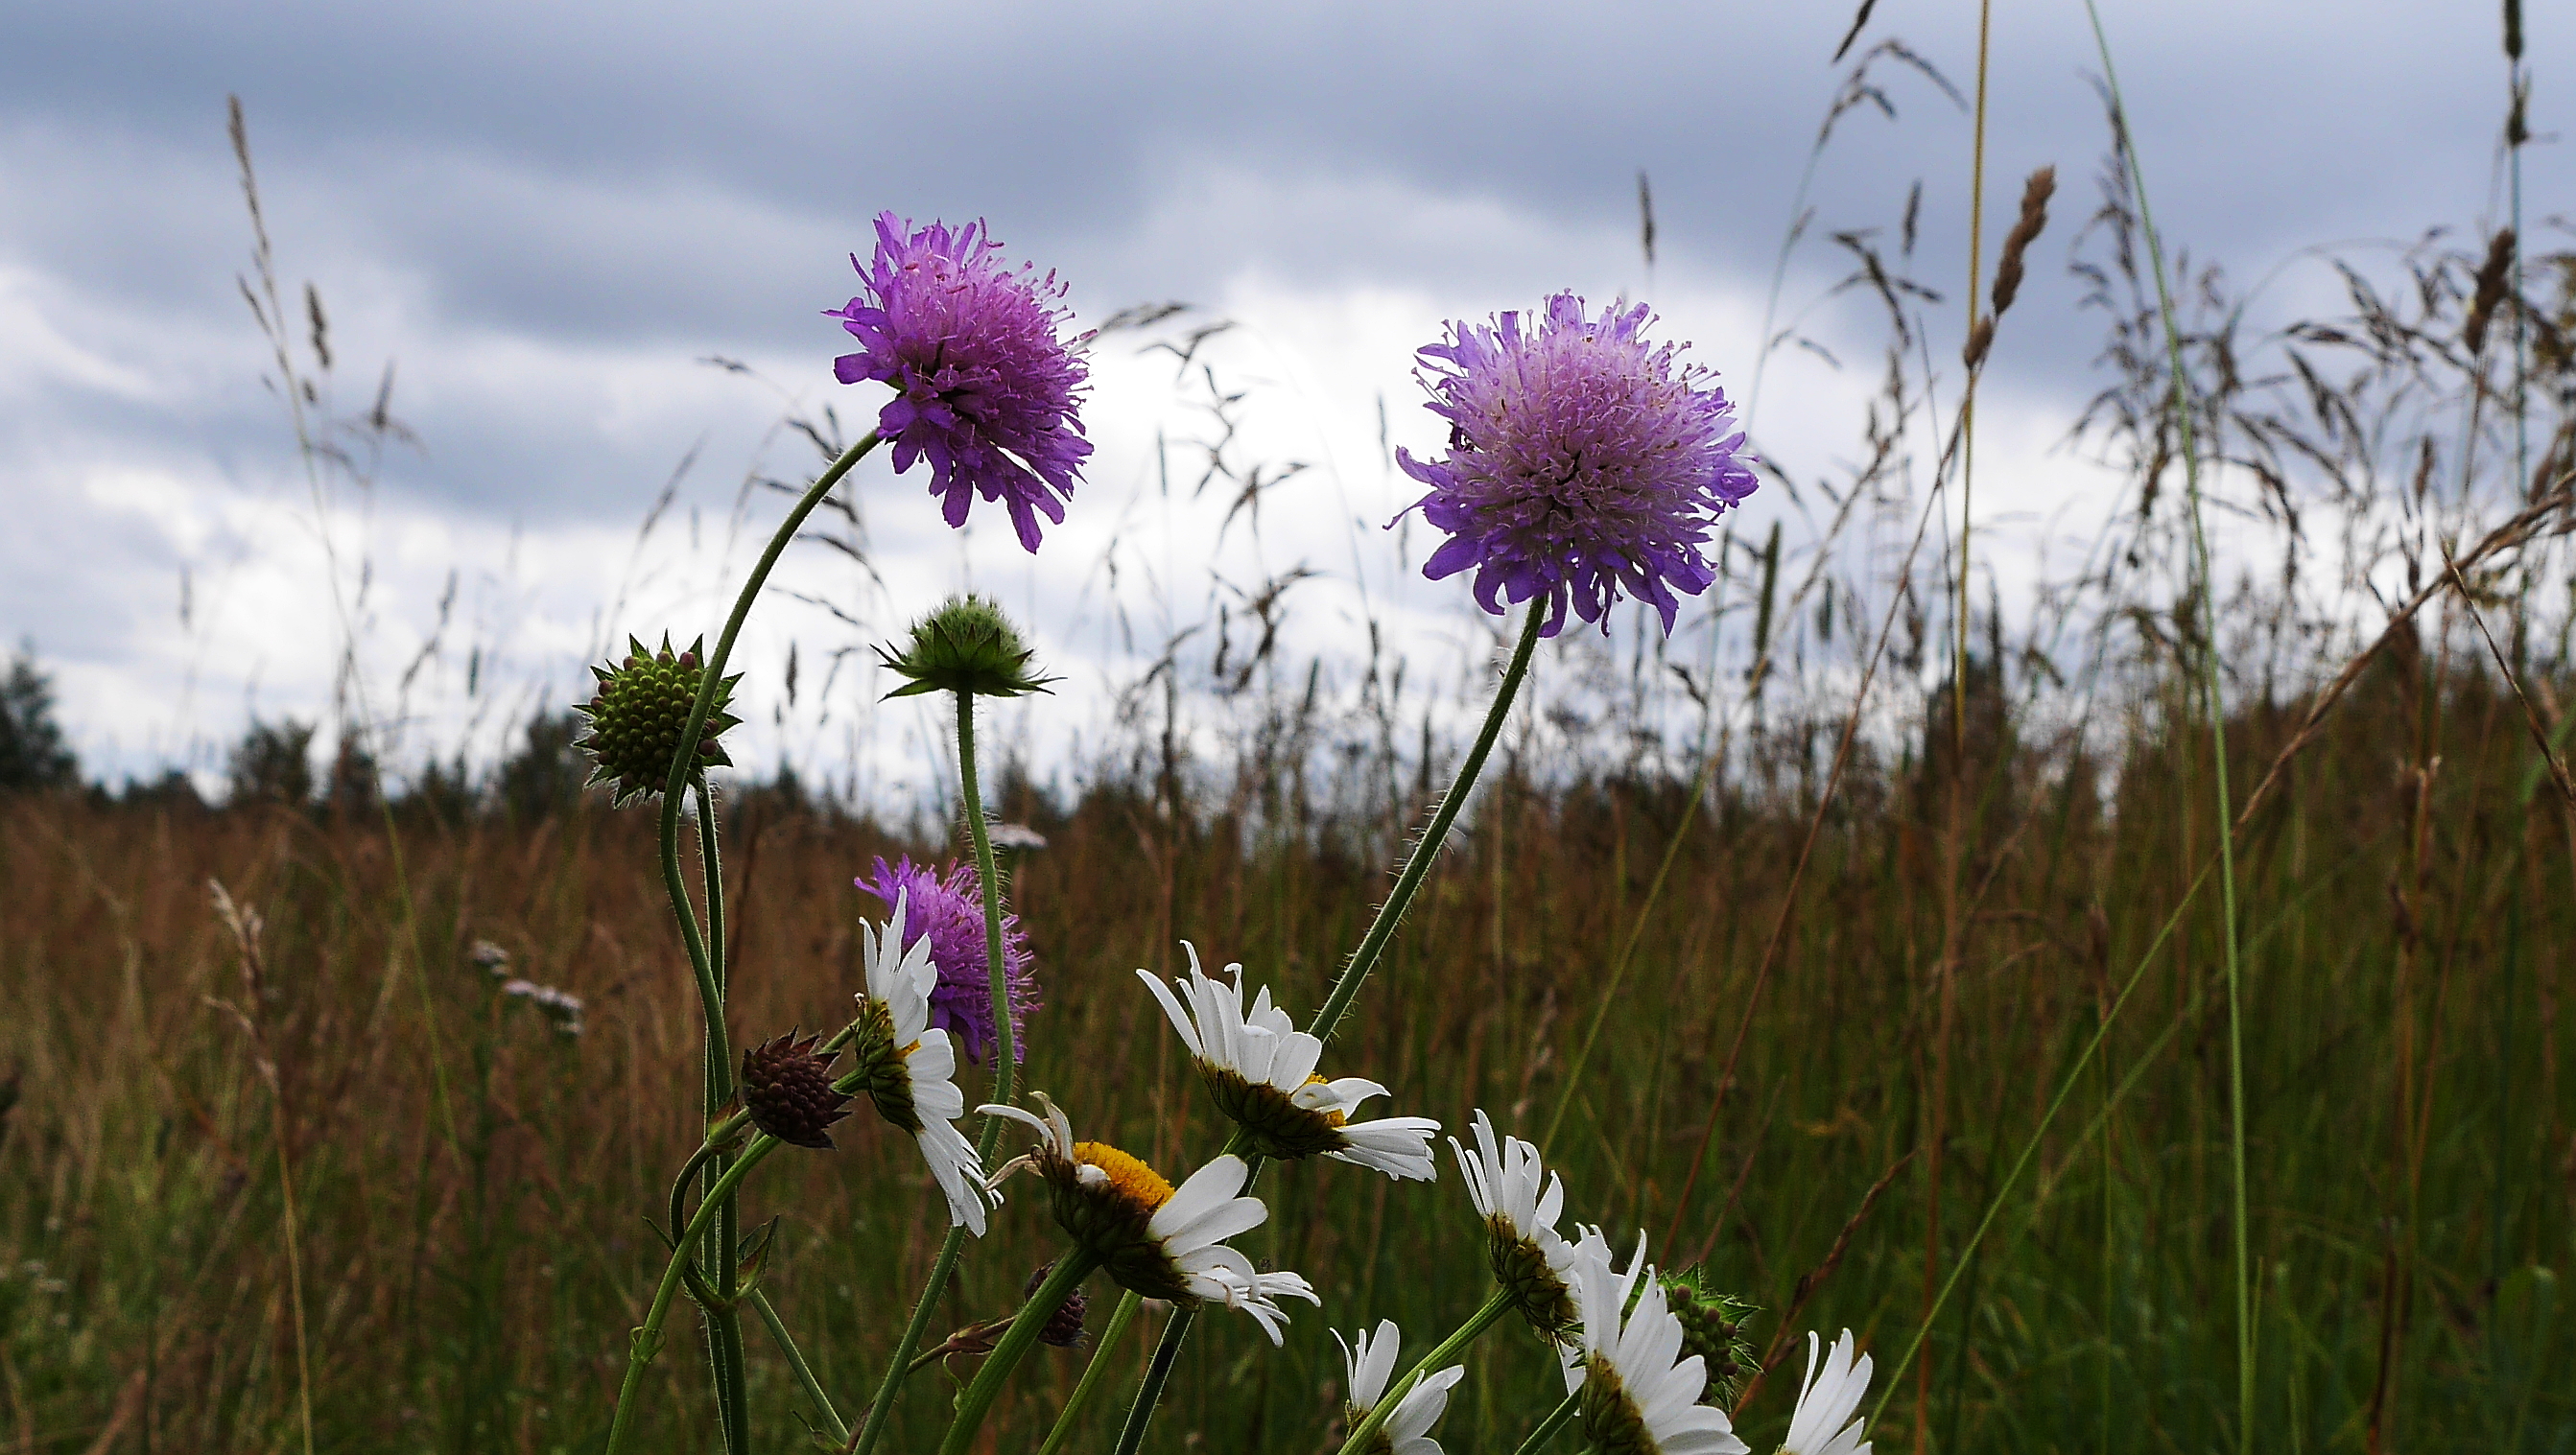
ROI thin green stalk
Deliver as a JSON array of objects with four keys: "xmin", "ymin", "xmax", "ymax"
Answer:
[
  {"xmin": 1869, "ymin": 852, "xmax": 2213, "ymax": 1425},
  {"xmin": 1514, "ymin": 1388, "xmax": 1581, "ymax": 1455},
  {"xmin": 1115, "ymin": 608, "xmax": 1544, "ymax": 1454},
  {"xmin": 603, "ymin": 1135, "xmax": 781, "ymax": 1455},
  {"xmin": 849, "ymin": 1226, "xmax": 972, "ymax": 1455},
  {"xmin": 1333, "ymin": 1286, "xmax": 1515, "ymax": 1455},
  {"xmin": 2079, "ymin": 10, "xmax": 2254, "ymax": 1442},
  {"xmin": 957, "ymin": 691, "xmax": 1020, "ymax": 1102},
  {"xmin": 696, "ymin": 782, "xmax": 749, "ymax": 1455},
  {"xmin": 1312, "ymin": 602, "xmax": 1544, "ymax": 1044},
  {"xmin": 937, "ymin": 1254, "xmax": 1099, "ymax": 1455},
  {"xmin": 750, "ymin": 1287, "xmax": 851, "ymax": 1446},
  {"xmin": 654, "ymin": 428, "xmax": 883, "ymax": 1112},
  {"xmin": 1037, "ymin": 1289, "xmax": 1142, "ymax": 1455},
  {"xmin": 848, "ymin": 690, "xmax": 1025, "ymax": 1454}
]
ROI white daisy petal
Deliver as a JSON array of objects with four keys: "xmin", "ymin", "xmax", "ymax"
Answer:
[{"xmin": 1566, "ymin": 1232, "xmax": 1750, "ymax": 1455}]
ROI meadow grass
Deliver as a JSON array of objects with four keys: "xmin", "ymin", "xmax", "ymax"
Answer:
[{"xmin": 2, "ymin": 641, "xmax": 2569, "ymax": 1451}]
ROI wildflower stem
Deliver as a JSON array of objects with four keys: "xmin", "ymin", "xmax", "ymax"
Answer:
[
  {"xmin": 1037, "ymin": 1289, "xmax": 1142, "ymax": 1455},
  {"xmin": 1310, "ymin": 604, "xmax": 1544, "ymax": 1044},
  {"xmin": 850, "ymin": 1226, "xmax": 971, "ymax": 1455},
  {"xmin": 2079, "ymin": 7, "xmax": 2253, "ymax": 1443},
  {"xmin": 603, "ymin": 1134, "xmax": 781, "ymax": 1455},
  {"xmin": 936, "ymin": 1253, "xmax": 1099, "ymax": 1455},
  {"xmin": 956, "ymin": 689, "xmax": 1019, "ymax": 1102},
  {"xmin": 1333, "ymin": 1285, "xmax": 1514, "ymax": 1455},
  {"xmin": 748, "ymin": 1287, "xmax": 851, "ymax": 1445},
  {"xmin": 1512, "ymin": 1387, "xmax": 1581, "ymax": 1455}
]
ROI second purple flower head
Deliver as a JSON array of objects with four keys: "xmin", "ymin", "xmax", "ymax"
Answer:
[
  {"xmin": 1393, "ymin": 293, "xmax": 1758, "ymax": 637},
  {"xmin": 826, "ymin": 212, "xmax": 1092, "ymax": 553},
  {"xmin": 857, "ymin": 855, "xmax": 1038, "ymax": 1066}
]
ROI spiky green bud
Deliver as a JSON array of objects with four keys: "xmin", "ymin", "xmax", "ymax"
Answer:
[
  {"xmin": 876, "ymin": 594, "xmax": 1057, "ymax": 700},
  {"xmin": 1657, "ymin": 1265, "xmax": 1757, "ymax": 1404},
  {"xmin": 573, "ymin": 633, "xmax": 742, "ymax": 806}
]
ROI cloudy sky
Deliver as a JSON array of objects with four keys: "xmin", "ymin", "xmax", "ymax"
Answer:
[{"xmin": 2, "ymin": 1, "xmax": 2561, "ymax": 797}]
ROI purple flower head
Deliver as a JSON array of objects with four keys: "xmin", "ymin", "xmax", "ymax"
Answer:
[
  {"xmin": 856, "ymin": 855, "xmax": 1038, "ymax": 1065},
  {"xmin": 1391, "ymin": 293, "xmax": 1759, "ymax": 638},
  {"xmin": 825, "ymin": 213, "xmax": 1093, "ymax": 553}
]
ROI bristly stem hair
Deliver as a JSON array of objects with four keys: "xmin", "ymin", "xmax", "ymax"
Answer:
[{"xmin": 2081, "ymin": 4, "xmax": 2256, "ymax": 1445}]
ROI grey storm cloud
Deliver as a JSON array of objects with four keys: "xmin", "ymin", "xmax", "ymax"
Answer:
[{"xmin": 1, "ymin": 0, "xmax": 2565, "ymax": 780}]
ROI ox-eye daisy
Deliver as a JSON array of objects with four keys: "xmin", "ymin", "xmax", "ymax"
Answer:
[
  {"xmin": 981, "ymin": 1093, "xmax": 1317, "ymax": 1344},
  {"xmin": 1139, "ymin": 946, "xmax": 1439, "ymax": 1179},
  {"xmin": 1451, "ymin": 1109, "xmax": 1580, "ymax": 1337},
  {"xmin": 842, "ymin": 891, "xmax": 993, "ymax": 1234},
  {"xmin": 1564, "ymin": 1232, "xmax": 1748, "ymax": 1455},
  {"xmin": 1335, "ymin": 1319, "xmax": 1465, "ymax": 1455}
]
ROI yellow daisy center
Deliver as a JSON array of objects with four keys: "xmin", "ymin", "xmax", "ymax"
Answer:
[
  {"xmin": 1300, "ymin": 1073, "xmax": 1351, "ymax": 1128},
  {"xmin": 1071, "ymin": 1140, "xmax": 1175, "ymax": 1214}
]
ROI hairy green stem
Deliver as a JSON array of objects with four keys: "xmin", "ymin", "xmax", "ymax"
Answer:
[
  {"xmin": 1333, "ymin": 1286, "xmax": 1514, "ymax": 1455},
  {"xmin": 2079, "ymin": 8, "xmax": 2254, "ymax": 1441},
  {"xmin": 603, "ymin": 1135, "xmax": 781, "ymax": 1455},
  {"xmin": 1116, "ymin": 609, "xmax": 1543, "ymax": 1454},
  {"xmin": 750, "ymin": 1287, "xmax": 851, "ymax": 1446},
  {"xmin": 1037, "ymin": 1288, "xmax": 1142, "ymax": 1455},
  {"xmin": 937, "ymin": 1254, "xmax": 1099, "ymax": 1455},
  {"xmin": 957, "ymin": 691, "xmax": 1020, "ymax": 1102},
  {"xmin": 1311, "ymin": 606, "xmax": 1545, "ymax": 1043},
  {"xmin": 1514, "ymin": 1387, "xmax": 1582, "ymax": 1455}
]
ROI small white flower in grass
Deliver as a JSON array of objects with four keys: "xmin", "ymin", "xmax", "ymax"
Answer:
[
  {"xmin": 1452, "ymin": 1108, "xmax": 1580, "ymax": 1337},
  {"xmin": 1335, "ymin": 1319, "xmax": 1465, "ymax": 1455},
  {"xmin": 1564, "ymin": 1232, "xmax": 1748, "ymax": 1455},
  {"xmin": 846, "ymin": 890, "xmax": 994, "ymax": 1234},
  {"xmin": 981, "ymin": 1092, "xmax": 1319, "ymax": 1345},
  {"xmin": 1137, "ymin": 945, "xmax": 1440, "ymax": 1179},
  {"xmin": 1782, "ymin": 1330, "xmax": 1873, "ymax": 1455}
]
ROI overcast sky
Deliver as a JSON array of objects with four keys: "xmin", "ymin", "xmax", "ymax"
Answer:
[{"xmin": 2, "ymin": 1, "xmax": 2563, "ymax": 796}]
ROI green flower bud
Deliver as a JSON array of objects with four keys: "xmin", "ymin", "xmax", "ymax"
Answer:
[
  {"xmin": 1656, "ymin": 1265, "xmax": 1758, "ymax": 1404},
  {"xmin": 573, "ymin": 633, "xmax": 743, "ymax": 806},
  {"xmin": 876, "ymin": 594, "xmax": 1057, "ymax": 700}
]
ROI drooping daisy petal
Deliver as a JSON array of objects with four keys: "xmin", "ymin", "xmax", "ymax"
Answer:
[
  {"xmin": 1338, "ymin": 1319, "xmax": 1466, "ymax": 1454},
  {"xmin": 1566, "ymin": 1232, "xmax": 1748, "ymax": 1455},
  {"xmin": 853, "ymin": 891, "xmax": 994, "ymax": 1233},
  {"xmin": 1453, "ymin": 1109, "xmax": 1580, "ymax": 1337},
  {"xmin": 1783, "ymin": 1330, "xmax": 1874, "ymax": 1455}
]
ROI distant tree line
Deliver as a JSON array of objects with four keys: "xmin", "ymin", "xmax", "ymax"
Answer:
[{"xmin": 0, "ymin": 643, "xmax": 828, "ymax": 822}]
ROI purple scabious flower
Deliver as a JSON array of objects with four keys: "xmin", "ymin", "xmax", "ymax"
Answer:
[
  {"xmin": 1391, "ymin": 293, "xmax": 1758, "ymax": 637},
  {"xmin": 857, "ymin": 856, "xmax": 1038, "ymax": 1065},
  {"xmin": 825, "ymin": 212, "xmax": 1093, "ymax": 553}
]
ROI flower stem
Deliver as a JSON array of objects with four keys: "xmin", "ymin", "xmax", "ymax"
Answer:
[
  {"xmin": 749, "ymin": 1287, "xmax": 851, "ymax": 1446},
  {"xmin": 2079, "ymin": 8, "xmax": 2252, "ymax": 1443},
  {"xmin": 1117, "ymin": 609, "xmax": 1542, "ymax": 1455},
  {"xmin": 956, "ymin": 689, "xmax": 1019, "ymax": 1100},
  {"xmin": 603, "ymin": 1135, "xmax": 781, "ymax": 1455},
  {"xmin": 1312, "ymin": 601, "xmax": 1543, "ymax": 1044},
  {"xmin": 1037, "ymin": 1288, "xmax": 1142, "ymax": 1455},
  {"xmin": 1333, "ymin": 1285, "xmax": 1514, "ymax": 1455},
  {"xmin": 936, "ymin": 1253, "xmax": 1099, "ymax": 1455},
  {"xmin": 1513, "ymin": 1387, "xmax": 1581, "ymax": 1455}
]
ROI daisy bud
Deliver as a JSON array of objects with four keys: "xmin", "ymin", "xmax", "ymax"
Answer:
[
  {"xmin": 573, "ymin": 632, "xmax": 744, "ymax": 806},
  {"xmin": 875, "ymin": 594, "xmax": 1058, "ymax": 701},
  {"xmin": 739, "ymin": 1030, "xmax": 853, "ymax": 1150}
]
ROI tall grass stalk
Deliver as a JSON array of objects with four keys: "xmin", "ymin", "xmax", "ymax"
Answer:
[{"xmin": 2081, "ymin": 7, "xmax": 2254, "ymax": 1443}]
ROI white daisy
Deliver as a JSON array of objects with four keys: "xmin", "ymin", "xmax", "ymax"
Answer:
[
  {"xmin": 1335, "ymin": 1319, "xmax": 1466, "ymax": 1455},
  {"xmin": 851, "ymin": 890, "xmax": 994, "ymax": 1234},
  {"xmin": 1451, "ymin": 1108, "xmax": 1580, "ymax": 1336},
  {"xmin": 1137, "ymin": 945, "xmax": 1440, "ymax": 1179},
  {"xmin": 1782, "ymin": 1330, "xmax": 1873, "ymax": 1455},
  {"xmin": 981, "ymin": 1092, "xmax": 1320, "ymax": 1345},
  {"xmin": 1564, "ymin": 1232, "xmax": 1749, "ymax": 1455}
]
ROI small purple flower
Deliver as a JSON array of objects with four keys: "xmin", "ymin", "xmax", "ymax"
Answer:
[
  {"xmin": 1391, "ymin": 293, "xmax": 1758, "ymax": 637},
  {"xmin": 857, "ymin": 856, "xmax": 1038, "ymax": 1065},
  {"xmin": 826, "ymin": 213, "xmax": 1093, "ymax": 553}
]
